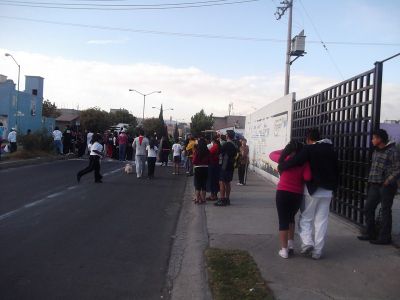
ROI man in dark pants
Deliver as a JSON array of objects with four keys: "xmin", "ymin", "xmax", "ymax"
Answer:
[
  {"xmin": 358, "ymin": 129, "xmax": 400, "ymax": 245},
  {"xmin": 215, "ymin": 130, "xmax": 238, "ymax": 206},
  {"xmin": 77, "ymin": 134, "xmax": 104, "ymax": 183}
]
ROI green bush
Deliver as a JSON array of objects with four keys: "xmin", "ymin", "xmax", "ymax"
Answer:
[{"xmin": 21, "ymin": 129, "xmax": 54, "ymax": 152}]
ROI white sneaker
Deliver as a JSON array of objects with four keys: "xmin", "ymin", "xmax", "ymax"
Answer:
[
  {"xmin": 237, "ymin": 182, "xmax": 243, "ymax": 186},
  {"xmin": 278, "ymin": 249, "xmax": 289, "ymax": 259},
  {"xmin": 311, "ymin": 252, "xmax": 321, "ymax": 260}
]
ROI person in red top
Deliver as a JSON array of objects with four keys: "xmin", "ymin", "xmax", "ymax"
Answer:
[
  {"xmin": 270, "ymin": 141, "xmax": 311, "ymax": 259},
  {"xmin": 192, "ymin": 137, "xmax": 210, "ymax": 204},
  {"xmin": 206, "ymin": 136, "xmax": 221, "ymax": 201},
  {"xmin": 118, "ymin": 129, "xmax": 128, "ymax": 161}
]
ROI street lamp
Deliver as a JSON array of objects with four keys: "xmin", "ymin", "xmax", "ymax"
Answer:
[
  {"xmin": 5, "ymin": 53, "xmax": 21, "ymax": 129},
  {"xmin": 152, "ymin": 106, "xmax": 174, "ymax": 112},
  {"xmin": 128, "ymin": 89, "xmax": 161, "ymax": 122}
]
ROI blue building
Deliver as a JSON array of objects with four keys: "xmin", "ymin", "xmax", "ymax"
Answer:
[{"xmin": 0, "ymin": 74, "xmax": 54, "ymax": 138}]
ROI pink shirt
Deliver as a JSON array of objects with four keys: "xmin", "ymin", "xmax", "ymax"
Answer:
[
  {"xmin": 269, "ymin": 150, "xmax": 312, "ymax": 194},
  {"xmin": 118, "ymin": 133, "xmax": 128, "ymax": 145}
]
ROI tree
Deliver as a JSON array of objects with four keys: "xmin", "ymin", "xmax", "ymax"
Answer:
[
  {"xmin": 42, "ymin": 99, "xmax": 61, "ymax": 118},
  {"xmin": 109, "ymin": 109, "xmax": 137, "ymax": 127},
  {"xmin": 80, "ymin": 107, "xmax": 111, "ymax": 133},
  {"xmin": 190, "ymin": 109, "xmax": 214, "ymax": 136},
  {"xmin": 142, "ymin": 118, "xmax": 163, "ymax": 138}
]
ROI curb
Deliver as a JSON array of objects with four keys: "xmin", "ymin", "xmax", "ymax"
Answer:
[
  {"xmin": 165, "ymin": 177, "xmax": 212, "ymax": 300},
  {"xmin": 0, "ymin": 154, "xmax": 77, "ymax": 170}
]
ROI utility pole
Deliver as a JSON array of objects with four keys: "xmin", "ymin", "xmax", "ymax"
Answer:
[{"xmin": 275, "ymin": 0, "xmax": 293, "ymax": 95}]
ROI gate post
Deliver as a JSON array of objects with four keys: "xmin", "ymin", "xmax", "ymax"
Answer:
[{"xmin": 372, "ymin": 61, "xmax": 383, "ymax": 131}]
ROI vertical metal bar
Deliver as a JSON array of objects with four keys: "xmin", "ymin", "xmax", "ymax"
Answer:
[{"xmin": 372, "ymin": 61, "xmax": 383, "ymax": 131}]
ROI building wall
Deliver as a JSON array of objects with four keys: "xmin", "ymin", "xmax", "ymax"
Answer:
[{"xmin": 0, "ymin": 75, "xmax": 53, "ymax": 135}]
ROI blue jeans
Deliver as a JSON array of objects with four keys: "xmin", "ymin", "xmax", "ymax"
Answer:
[
  {"xmin": 119, "ymin": 144, "xmax": 127, "ymax": 161},
  {"xmin": 54, "ymin": 140, "xmax": 63, "ymax": 155}
]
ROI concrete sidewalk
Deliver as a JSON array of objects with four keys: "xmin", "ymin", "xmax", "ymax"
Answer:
[{"xmin": 205, "ymin": 171, "xmax": 400, "ymax": 300}]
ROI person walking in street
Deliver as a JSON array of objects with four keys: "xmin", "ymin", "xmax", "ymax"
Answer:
[
  {"xmin": 215, "ymin": 130, "xmax": 238, "ymax": 206},
  {"xmin": 278, "ymin": 128, "xmax": 338, "ymax": 260},
  {"xmin": 52, "ymin": 126, "xmax": 63, "ymax": 155},
  {"xmin": 112, "ymin": 131, "xmax": 119, "ymax": 160},
  {"xmin": 206, "ymin": 136, "xmax": 220, "ymax": 201},
  {"xmin": 77, "ymin": 133, "xmax": 104, "ymax": 183},
  {"xmin": 270, "ymin": 141, "xmax": 312, "ymax": 259},
  {"xmin": 160, "ymin": 136, "xmax": 171, "ymax": 167},
  {"xmin": 185, "ymin": 134, "xmax": 196, "ymax": 176},
  {"xmin": 237, "ymin": 138, "xmax": 250, "ymax": 186},
  {"xmin": 86, "ymin": 130, "xmax": 93, "ymax": 155},
  {"xmin": 358, "ymin": 129, "xmax": 400, "ymax": 245},
  {"xmin": 133, "ymin": 129, "xmax": 149, "ymax": 178},
  {"xmin": 146, "ymin": 139, "xmax": 158, "ymax": 179},
  {"xmin": 118, "ymin": 129, "xmax": 128, "ymax": 161},
  {"xmin": 193, "ymin": 137, "xmax": 210, "ymax": 204},
  {"xmin": 172, "ymin": 139, "xmax": 183, "ymax": 175}
]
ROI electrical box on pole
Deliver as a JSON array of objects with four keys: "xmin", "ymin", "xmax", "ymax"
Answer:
[{"xmin": 290, "ymin": 30, "xmax": 306, "ymax": 57}]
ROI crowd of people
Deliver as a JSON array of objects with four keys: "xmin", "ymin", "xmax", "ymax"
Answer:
[{"xmin": 74, "ymin": 128, "xmax": 251, "ymax": 208}]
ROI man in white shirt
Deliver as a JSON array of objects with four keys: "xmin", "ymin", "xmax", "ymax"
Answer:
[
  {"xmin": 87, "ymin": 130, "xmax": 94, "ymax": 155},
  {"xmin": 77, "ymin": 133, "xmax": 104, "ymax": 183},
  {"xmin": 132, "ymin": 129, "xmax": 149, "ymax": 178},
  {"xmin": 172, "ymin": 140, "xmax": 183, "ymax": 175},
  {"xmin": 52, "ymin": 126, "xmax": 63, "ymax": 155},
  {"xmin": 7, "ymin": 128, "xmax": 17, "ymax": 153}
]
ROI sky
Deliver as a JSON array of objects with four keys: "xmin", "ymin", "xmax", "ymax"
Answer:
[{"xmin": 0, "ymin": 0, "xmax": 399, "ymax": 123}]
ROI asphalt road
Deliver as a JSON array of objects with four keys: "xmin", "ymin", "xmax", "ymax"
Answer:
[{"xmin": 0, "ymin": 159, "xmax": 187, "ymax": 300}]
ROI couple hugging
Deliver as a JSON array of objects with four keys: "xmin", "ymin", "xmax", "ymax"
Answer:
[{"xmin": 270, "ymin": 128, "xmax": 338, "ymax": 260}]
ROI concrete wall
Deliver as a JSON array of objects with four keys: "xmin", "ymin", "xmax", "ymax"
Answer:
[{"xmin": 244, "ymin": 93, "xmax": 295, "ymax": 183}]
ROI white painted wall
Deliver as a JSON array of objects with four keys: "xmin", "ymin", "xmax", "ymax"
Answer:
[{"xmin": 244, "ymin": 93, "xmax": 295, "ymax": 183}]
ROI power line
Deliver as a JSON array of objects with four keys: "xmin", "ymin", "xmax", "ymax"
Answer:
[
  {"xmin": 0, "ymin": 15, "xmax": 399, "ymax": 47},
  {"xmin": 0, "ymin": 0, "xmax": 236, "ymax": 6},
  {"xmin": 298, "ymin": 0, "xmax": 344, "ymax": 79},
  {"xmin": 0, "ymin": 0, "xmax": 261, "ymax": 10}
]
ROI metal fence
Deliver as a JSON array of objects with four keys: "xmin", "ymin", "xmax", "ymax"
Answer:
[{"xmin": 291, "ymin": 62, "xmax": 383, "ymax": 225}]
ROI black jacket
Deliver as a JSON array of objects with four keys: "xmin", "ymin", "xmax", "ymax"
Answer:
[{"xmin": 278, "ymin": 140, "xmax": 338, "ymax": 195}]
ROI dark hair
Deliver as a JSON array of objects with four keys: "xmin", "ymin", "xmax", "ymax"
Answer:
[
  {"xmin": 227, "ymin": 130, "xmax": 235, "ymax": 140},
  {"xmin": 306, "ymin": 128, "xmax": 320, "ymax": 142},
  {"xmin": 373, "ymin": 129, "xmax": 388, "ymax": 144},
  {"xmin": 149, "ymin": 138, "xmax": 155, "ymax": 149},
  {"xmin": 196, "ymin": 138, "xmax": 209, "ymax": 160},
  {"xmin": 55, "ymin": 126, "xmax": 59, "ymax": 130},
  {"xmin": 279, "ymin": 140, "xmax": 304, "ymax": 164},
  {"xmin": 139, "ymin": 129, "xmax": 145, "ymax": 136},
  {"xmin": 92, "ymin": 133, "xmax": 101, "ymax": 143}
]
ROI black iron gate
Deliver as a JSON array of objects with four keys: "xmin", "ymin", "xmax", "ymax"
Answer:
[{"xmin": 291, "ymin": 62, "xmax": 383, "ymax": 225}]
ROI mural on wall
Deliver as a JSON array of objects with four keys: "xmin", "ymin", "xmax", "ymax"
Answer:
[{"xmin": 245, "ymin": 94, "xmax": 294, "ymax": 178}]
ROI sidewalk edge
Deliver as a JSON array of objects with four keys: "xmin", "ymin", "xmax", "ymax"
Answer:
[{"xmin": 165, "ymin": 177, "xmax": 212, "ymax": 300}]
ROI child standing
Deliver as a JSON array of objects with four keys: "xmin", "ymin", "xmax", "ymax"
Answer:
[
  {"xmin": 270, "ymin": 141, "xmax": 311, "ymax": 259},
  {"xmin": 146, "ymin": 139, "xmax": 158, "ymax": 179},
  {"xmin": 172, "ymin": 139, "xmax": 183, "ymax": 175}
]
